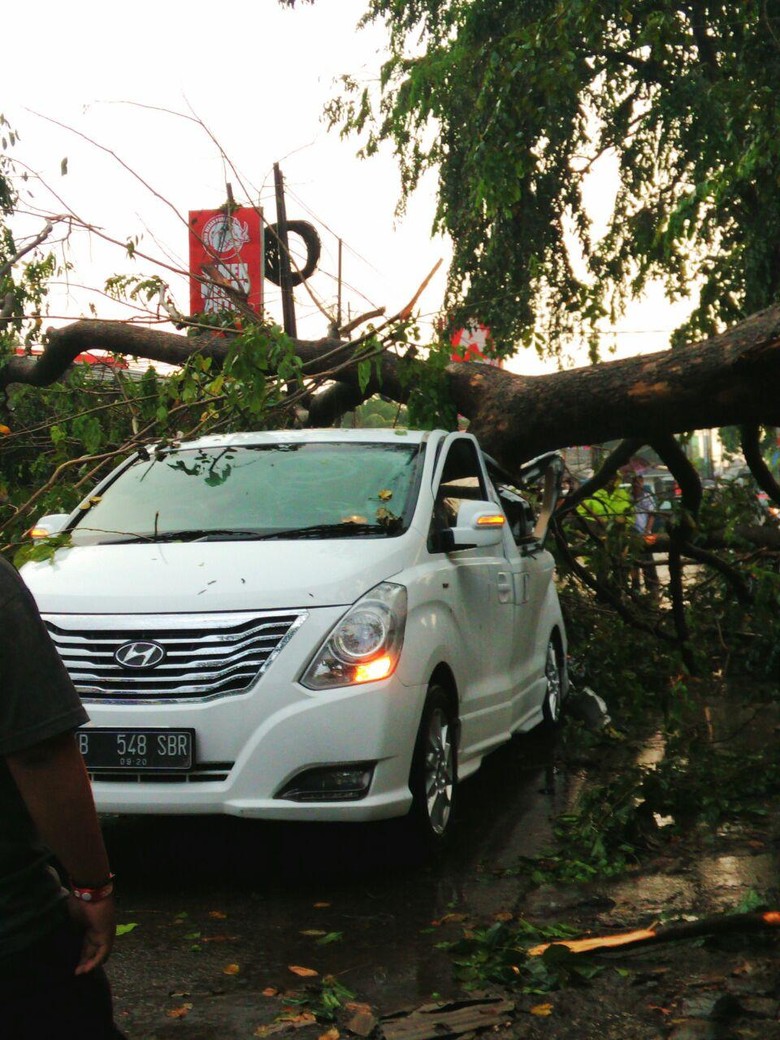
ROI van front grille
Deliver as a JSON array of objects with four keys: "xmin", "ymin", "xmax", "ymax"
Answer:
[
  {"xmin": 89, "ymin": 762, "xmax": 234, "ymax": 783},
  {"xmin": 44, "ymin": 610, "xmax": 307, "ymax": 702}
]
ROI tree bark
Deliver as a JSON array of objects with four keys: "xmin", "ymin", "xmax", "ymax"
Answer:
[
  {"xmin": 448, "ymin": 303, "xmax": 780, "ymax": 467},
  {"xmin": 3, "ymin": 303, "xmax": 780, "ymax": 473}
]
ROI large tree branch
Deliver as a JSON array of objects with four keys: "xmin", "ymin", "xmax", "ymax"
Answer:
[
  {"xmin": 451, "ymin": 303, "xmax": 780, "ymax": 467},
  {"xmin": 741, "ymin": 424, "xmax": 780, "ymax": 504},
  {"xmin": 4, "ymin": 304, "xmax": 780, "ymax": 475}
]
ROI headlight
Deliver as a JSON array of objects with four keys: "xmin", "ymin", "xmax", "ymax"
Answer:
[
  {"xmin": 332, "ymin": 609, "xmax": 388, "ymax": 662},
  {"xmin": 301, "ymin": 582, "xmax": 407, "ymax": 690}
]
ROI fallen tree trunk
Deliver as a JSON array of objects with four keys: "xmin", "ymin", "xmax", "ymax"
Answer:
[
  {"xmin": 447, "ymin": 302, "xmax": 780, "ymax": 467},
  {"xmin": 3, "ymin": 303, "xmax": 780, "ymax": 664},
  {"xmin": 3, "ymin": 304, "xmax": 780, "ymax": 472}
]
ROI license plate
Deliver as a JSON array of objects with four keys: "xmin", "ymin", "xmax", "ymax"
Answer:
[{"xmin": 77, "ymin": 728, "xmax": 195, "ymax": 771}]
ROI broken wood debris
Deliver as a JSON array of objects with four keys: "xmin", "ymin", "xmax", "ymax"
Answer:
[
  {"xmin": 345, "ymin": 1005, "xmax": 379, "ymax": 1036},
  {"xmin": 527, "ymin": 910, "xmax": 780, "ymax": 957},
  {"xmin": 380, "ymin": 995, "xmax": 515, "ymax": 1040}
]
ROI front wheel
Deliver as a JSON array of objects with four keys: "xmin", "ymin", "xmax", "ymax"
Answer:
[
  {"xmin": 542, "ymin": 640, "xmax": 564, "ymax": 731},
  {"xmin": 407, "ymin": 684, "xmax": 458, "ymax": 846}
]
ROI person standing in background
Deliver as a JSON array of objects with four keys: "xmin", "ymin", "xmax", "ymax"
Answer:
[{"xmin": 631, "ymin": 474, "xmax": 659, "ymax": 594}]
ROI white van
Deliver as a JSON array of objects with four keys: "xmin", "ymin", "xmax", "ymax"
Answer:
[{"xmin": 21, "ymin": 428, "xmax": 567, "ymax": 842}]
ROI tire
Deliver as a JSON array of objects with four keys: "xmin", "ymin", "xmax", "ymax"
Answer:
[
  {"xmin": 542, "ymin": 639, "xmax": 564, "ymax": 731},
  {"xmin": 264, "ymin": 220, "xmax": 321, "ymax": 286},
  {"xmin": 407, "ymin": 684, "xmax": 458, "ymax": 846}
]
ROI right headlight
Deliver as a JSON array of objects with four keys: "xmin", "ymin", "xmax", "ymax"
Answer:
[{"xmin": 301, "ymin": 582, "xmax": 407, "ymax": 690}]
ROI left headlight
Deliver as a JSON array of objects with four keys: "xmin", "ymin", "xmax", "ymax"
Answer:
[{"xmin": 301, "ymin": 582, "xmax": 407, "ymax": 690}]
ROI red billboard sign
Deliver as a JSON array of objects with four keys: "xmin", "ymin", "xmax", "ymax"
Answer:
[
  {"xmin": 189, "ymin": 208, "xmax": 263, "ymax": 317},
  {"xmin": 450, "ymin": 322, "xmax": 501, "ymax": 366}
]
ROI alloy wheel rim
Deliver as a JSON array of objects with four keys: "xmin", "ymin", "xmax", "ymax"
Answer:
[
  {"xmin": 545, "ymin": 645, "xmax": 561, "ymax": 721},
  {"xmin": 424, "ymin": 708, "xmax": 454, "ymax": 835}
]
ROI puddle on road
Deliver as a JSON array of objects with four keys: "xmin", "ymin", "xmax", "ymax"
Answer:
[{"xmin": 697, "ymin": 852, "xmax": 780, "ymax": 909}]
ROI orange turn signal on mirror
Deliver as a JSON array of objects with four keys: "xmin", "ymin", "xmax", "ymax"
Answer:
[{"xmin": 476, "ymin": 514, "xmax": 505, "ymax": 527}]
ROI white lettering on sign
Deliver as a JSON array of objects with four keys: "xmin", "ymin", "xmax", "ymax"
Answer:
[{"xmin": 201, "ymin": 262, "xmax": 251, "ymax": 313}]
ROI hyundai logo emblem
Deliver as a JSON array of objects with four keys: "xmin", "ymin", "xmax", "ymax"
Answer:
[{"xmin": 115, "ymin": 641, "xmax": 166, "ymax": 669}]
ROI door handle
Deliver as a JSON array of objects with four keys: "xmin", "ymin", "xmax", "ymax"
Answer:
[{"xmin": 497, "ymin": 571, "xmax": 512, "ymax": 603}]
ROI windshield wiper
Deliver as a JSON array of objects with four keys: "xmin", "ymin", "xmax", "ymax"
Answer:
[
  {"xmin": 82, "ymin": 523, "xmax": 397, "ymax": 545},
  {"xmin": 191, "ymin": 529, "xmax": 267, "ymax": 541},
  {"xmin": 84, "ymin": 529, "xmax": 262, "ymax": 545},
  {"xmin": 257, "ymin": 522, "xmax": 393, "ymax": 540}
]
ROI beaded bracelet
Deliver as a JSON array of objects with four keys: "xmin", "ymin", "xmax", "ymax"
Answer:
[{"xmin": 70, "ymin": 874, "xmax": 116, "ymax": 903}]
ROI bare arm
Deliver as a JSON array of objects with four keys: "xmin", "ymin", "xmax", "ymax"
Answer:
[{"xmin": 5, "ymin": 732, "xmax": 115, "ymax": 973}]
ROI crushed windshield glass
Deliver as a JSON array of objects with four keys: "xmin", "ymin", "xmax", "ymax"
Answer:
[{"xmin": 69, "ymin": 442, "xmax": 423, "ymax": 546}]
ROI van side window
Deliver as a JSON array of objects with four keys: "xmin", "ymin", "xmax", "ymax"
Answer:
[
  {"xmin": 497, "ymin": 486, "xmax": 536, "ymax": 545},
  {"xmin": 432, "ymin": 439, "xmax": 487, "ymax": 532}
]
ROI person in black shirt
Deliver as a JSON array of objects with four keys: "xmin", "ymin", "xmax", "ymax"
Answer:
[{"xmin": 0, "ymin": 556, "xmax": 122, "ymax": 1039}]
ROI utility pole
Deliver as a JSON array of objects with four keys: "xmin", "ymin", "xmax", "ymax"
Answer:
[{"xmin": 273, "ymin": 163, "xmax": 297, "ymax": 339}]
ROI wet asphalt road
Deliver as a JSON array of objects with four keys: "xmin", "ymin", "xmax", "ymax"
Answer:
[{"xmin": 104, "ymin": 729, "xmax": 566, "ymax": 1037}]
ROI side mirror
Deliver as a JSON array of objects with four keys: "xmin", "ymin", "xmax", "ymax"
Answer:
[
  {"xmin": 28, "ymin": 513, "xmax": 69, "ymax": 539},
  {"xmin": 449, "ymin": 500, "xmax": 506, "ymax": 549}
]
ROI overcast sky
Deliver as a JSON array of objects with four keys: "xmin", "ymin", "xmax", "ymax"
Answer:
[
  {"xmin": 4, "ymin": 2, "xmax": 451, "ymax": 337},
  {"xmin": 3, "ymin": 0, "xmax": 689, "ymax": 373}
]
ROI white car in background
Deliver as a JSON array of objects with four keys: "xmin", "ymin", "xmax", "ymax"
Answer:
[{"xmin": 22, "ymin": 428, "xmax": 567, "ymax": 844}]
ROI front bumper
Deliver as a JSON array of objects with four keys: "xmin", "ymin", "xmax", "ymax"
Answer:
[{"xmin": 83, "ymin": 670, "xmax": 427, "ymax": 821}]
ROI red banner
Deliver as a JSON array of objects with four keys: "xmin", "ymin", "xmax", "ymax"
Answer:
[
  {"xmin": 189, "ymin": 208, "xmax": 263, "ymax": 317},
  {"xmin": 450, "ymin": 322, "xmax": 501, "ymax": 366}
]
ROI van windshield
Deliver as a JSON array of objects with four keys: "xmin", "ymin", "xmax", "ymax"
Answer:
[{"xmin": 70, "ymin": 441, "xmax": 424, "ymax": 546}]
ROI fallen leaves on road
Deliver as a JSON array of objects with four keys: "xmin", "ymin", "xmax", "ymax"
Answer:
[
  {"xmin": 431, "ymin": 912, "xmax": 467, "ymax": 927},
  {"xmin": 530, "ymin": 1003, "xmax": 554, "ymax": 1017},
  {"xmin": 315, "ymin": 932, "xmax": 343, "ymax": 946},
  {"xmin": 289, "ymin": 965, "xmax": 319, "ymax": 978},
  {"xmin": 167, "ymin": 1004, "xmax": 193, "ymax": 1019},
  {"xmin": 223, "ymin": 963, "xmax": 241, "ymax": 975},
  {"xmin": 254, "ymin": 1012, "xmax": 318, "ymax": 1038}
]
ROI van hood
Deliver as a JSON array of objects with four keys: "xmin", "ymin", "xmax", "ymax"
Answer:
[{"xmin": 21, "ymin": 538, "xmax": 413, "ymax": 615}]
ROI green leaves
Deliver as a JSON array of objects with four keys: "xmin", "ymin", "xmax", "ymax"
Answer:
[
  {"xmin": 357, "ymin": 359, "xmax": 372, "ymax": 395},
  {"xmin": 444, "ymin": 919, "xmax": 598, "ymax": 993},
  {"xmin": 13, "ymin": 532, "xmax": 71, "ymax": 569},
  {"xmin": 72, "ymin": 415, "xmax": 103, "ymax": 455},
  {"xmin": 335, "ymin": 0, "xmax": 780, "ymax": 353}
]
